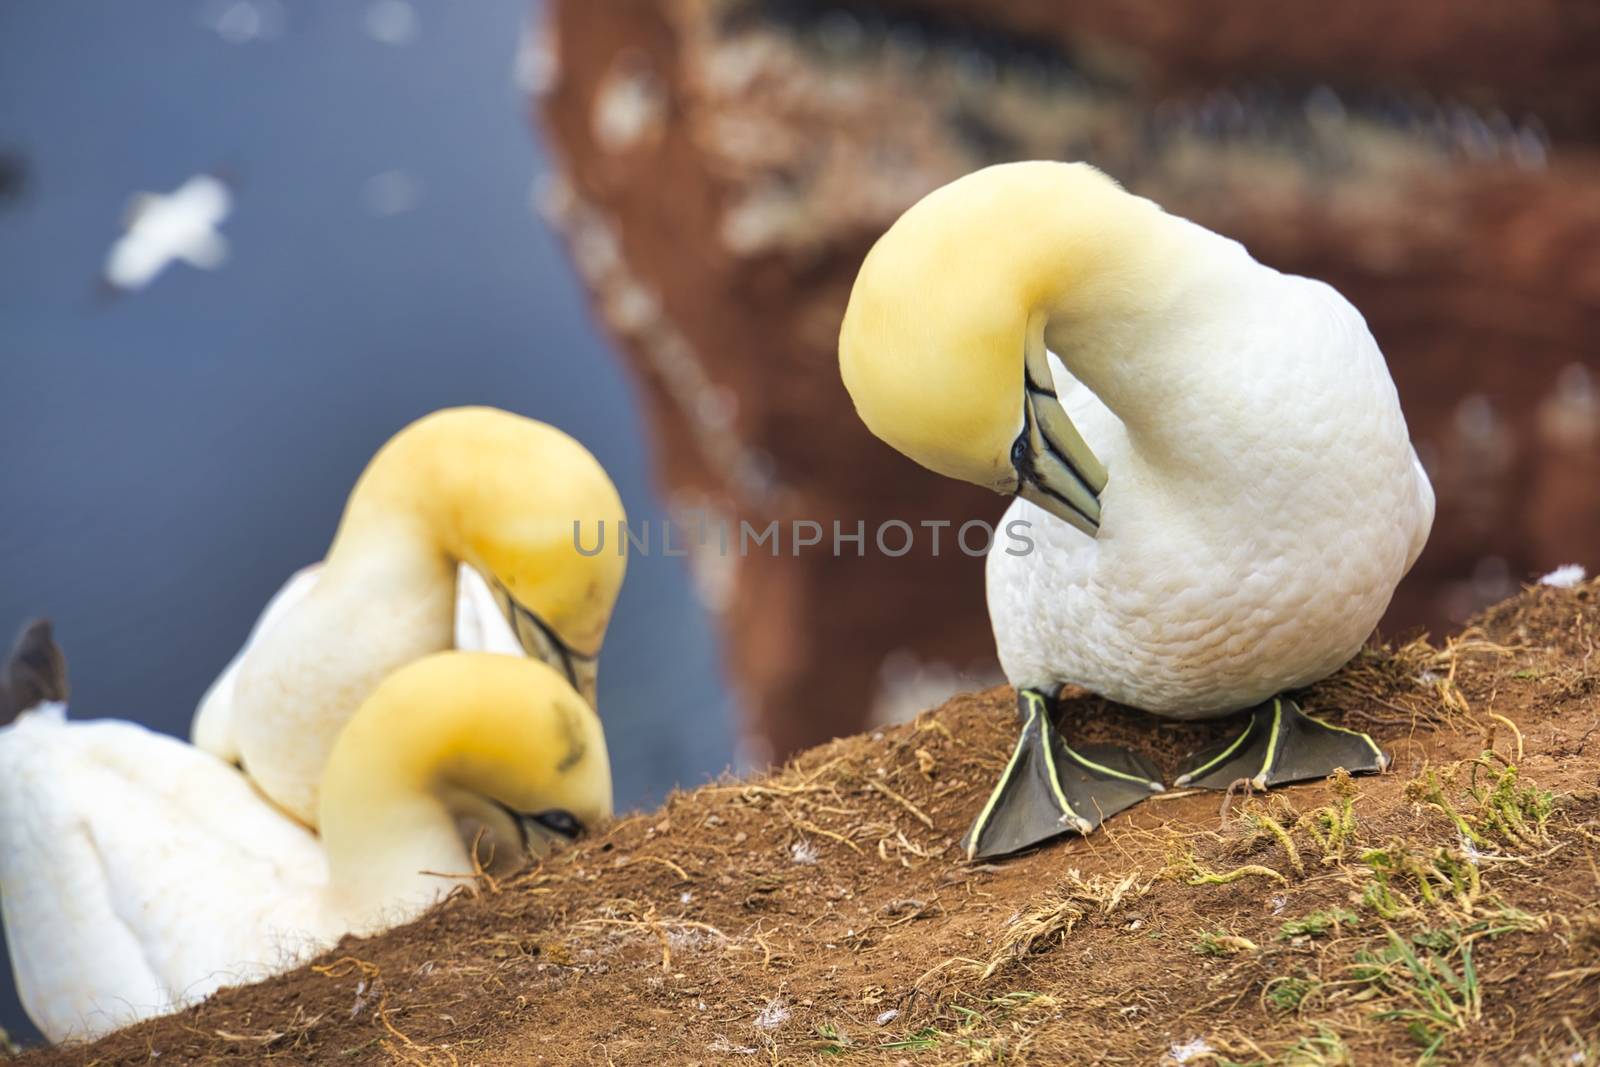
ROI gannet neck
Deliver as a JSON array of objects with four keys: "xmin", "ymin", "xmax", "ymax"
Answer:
[
  {"xmin": 999, "ymin": 167, "xmax": 1183, "ymax": 323},
  {"xmin": 997, "ymin": 169, "xmax": 1243, "ymax": 443},
  {"xmin": 228, "ymin": 528, "xmax": 457, "ymax": 826},
  {"xmin": 318, "ymin": 653, "xmax": 611, "ymax": 927}
]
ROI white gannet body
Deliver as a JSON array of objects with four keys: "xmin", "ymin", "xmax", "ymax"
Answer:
[
  {"xmin": 985, "ymin": 276, "xmax": 1433, "ymax": 716},
  {"xmin": 840, "ymin": 162, "xmax": 1433, "ymax": 857},
  {"xmin": 192, "ymin": 562, "xmax": 523, "ymax": 764},
  {"xmin": 0, "ymin": 648, "xmax": 610, "ymax": 1043},
  {"xmin": 0, "ymin": 709, "xmax": 327, "ymax": 1041}
]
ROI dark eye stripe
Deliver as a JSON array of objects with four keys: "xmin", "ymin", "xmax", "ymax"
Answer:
[
  {"xmin": 530, "ymin": 809, "xmax": 583, "ymax": 839},
  {"xmin": 489, "ymin": 801, "xmax": 585, "ymax": 849}
]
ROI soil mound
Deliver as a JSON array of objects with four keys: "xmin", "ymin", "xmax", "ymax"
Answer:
[{"xmin": 14, "ymin": 577, "xmax": 1600, "ymax": 1064}]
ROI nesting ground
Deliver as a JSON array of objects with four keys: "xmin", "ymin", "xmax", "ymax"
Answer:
[{"xmin": 11, "ymin": 579, "xmax": 1600, "ymax": 1065}]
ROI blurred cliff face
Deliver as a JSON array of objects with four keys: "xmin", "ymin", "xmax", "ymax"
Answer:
[{"xmin": 532, "ymin": 0, "xmax": 1600, "ymax": 762}]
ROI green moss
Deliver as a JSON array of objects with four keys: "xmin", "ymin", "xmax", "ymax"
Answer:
[{"xmin": 1278, "ymin": 908, "xmax": 1360, "ymax": 939}]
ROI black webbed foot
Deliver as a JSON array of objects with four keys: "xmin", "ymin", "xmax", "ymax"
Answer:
[
  {"xmin": 963, "ymin": 689, "xmax": 1164, "ymax": 860},
  {"xmin": 1173, "ymin": 697, "xmax": 1388, "ymax": 791}
]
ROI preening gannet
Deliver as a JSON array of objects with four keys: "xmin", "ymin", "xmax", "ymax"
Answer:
[
  {"xmin": 839, "ymin": 161, "xmax": 1433, "ymax": 859},
  {"xmin": 218, "ymin": 406, "xmax": 627, "ymax": 826},
  {"xmin": 0, "ymin": 629, "xmax": 609, "ymax": 1042}
]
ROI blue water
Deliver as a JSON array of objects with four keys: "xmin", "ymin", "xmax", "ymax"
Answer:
[{"xmin": 0, "ymin": 0, "xmax": 736, "ymax": 1044}]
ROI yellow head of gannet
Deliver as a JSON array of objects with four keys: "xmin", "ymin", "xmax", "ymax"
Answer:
[
  {"xmin": 319, "ymin": 651, "xmax": 612, "ymax": 923},
  {"xmin": 839, "ymin": 162, "xmax": 1177, "ymax": 536},
  {"xmin": 332, "ymin": 406, "xmax": 628, "ymax": 697},
  {"xmin": 226, "ymin": 406, "xmax": 626, "ymax": 826}
]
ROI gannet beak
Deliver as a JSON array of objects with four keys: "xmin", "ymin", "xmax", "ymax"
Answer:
[
  {"xmin": 1013, "ymin": 341, "xmax": 1107, "ymax": 536},
  {"xmin": 568, "ymin": 655, "xmax": 599, "ymax": 710},
  {"xmin": 495, "ymin": 583, "xmax": 601, "ymax": 709}
]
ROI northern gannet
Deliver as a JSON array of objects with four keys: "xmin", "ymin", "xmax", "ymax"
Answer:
[
  {"xmin": 839, "ymin": 162, "xmax": 1433, "ymax": 859},
  {"xmin": 217, "ymin": 406, "xmax": 627, "ymax": 827},
  {"xmin": 0, "ymin": 631, "xmax": 609, "ymax": 1043}
]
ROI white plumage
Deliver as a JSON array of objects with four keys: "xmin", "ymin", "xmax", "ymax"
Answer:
[
  {"xmin": 1, "ymin": 646, "xmax": 609, "ymax": 1044},
  {"xmin": 191, "ymin": 562, "xmax": 521, "ymax": 767},
  {"xmin": 0, "ymin": 707, "xmax": 330, "ymax": 1042},
  {"xmin": 984, "ymin": 225, "xmax": 1433, "ymax": 716},
  {"xmin": 4, "ymin": 565, "xmax": 526, "ymax": 1042}
]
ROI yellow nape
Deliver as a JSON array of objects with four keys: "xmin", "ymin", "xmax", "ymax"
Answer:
[
  {"xmin": 837, "ymin": 161, "xmax": 1167, "ymax": 494},
  {"xmin": 331, "ymin": 406, "xmax": 628, "ymax": 659}
]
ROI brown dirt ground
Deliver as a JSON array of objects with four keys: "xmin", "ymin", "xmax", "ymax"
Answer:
[{"xmin": 13, "ymin": 579, "xmax": 1600, "ymax": 1066}]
